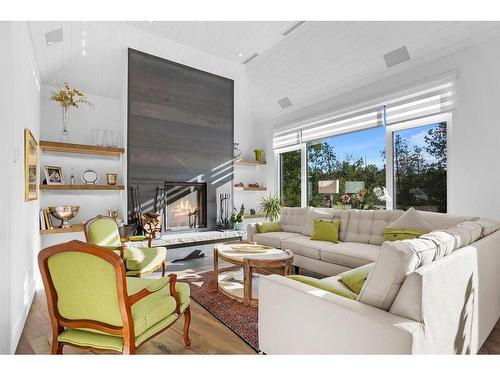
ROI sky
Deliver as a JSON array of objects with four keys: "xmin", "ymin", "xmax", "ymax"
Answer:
[{"xmin": 322, "ymin": 123, "xmax": 440, "ymax": 168}]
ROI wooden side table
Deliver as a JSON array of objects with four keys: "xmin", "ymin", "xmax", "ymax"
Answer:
[{"xmin": 213, "ymin": 241, "xmax": 293, "ymax": 307}]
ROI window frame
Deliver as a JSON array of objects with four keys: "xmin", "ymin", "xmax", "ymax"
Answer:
[{"xmin": 275, "ymin": 112, "xmax": 452, "ymax": 211}]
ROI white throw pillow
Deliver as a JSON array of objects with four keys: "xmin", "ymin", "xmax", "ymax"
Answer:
[{"xmin": 388, "ymin": 207, "xmax": 433, "ymax": 232}]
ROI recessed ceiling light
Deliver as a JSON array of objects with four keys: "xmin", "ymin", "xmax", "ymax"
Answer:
[{"xmin": 238, "ymin": 53, "xmax": 243, "ymax": 57}]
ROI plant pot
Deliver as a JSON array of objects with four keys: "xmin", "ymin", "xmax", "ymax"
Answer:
[{"xmin": 234, "ymin": 222, "xmax": 243, "ymax": 230}]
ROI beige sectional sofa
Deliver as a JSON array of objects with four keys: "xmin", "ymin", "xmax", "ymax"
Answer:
[{"xmin": 248, "ymin": 207, "xmax": 500, "ymax": 354}]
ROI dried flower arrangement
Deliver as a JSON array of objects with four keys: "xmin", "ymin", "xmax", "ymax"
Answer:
[{"xmin": 49, "ymin": 83, "xmax": 93, "ymax": 109}]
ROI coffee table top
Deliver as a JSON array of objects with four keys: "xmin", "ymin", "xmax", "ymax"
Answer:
[{"xmin": 216, "ymin": 243, "xmax": 290, "ymax": 263}]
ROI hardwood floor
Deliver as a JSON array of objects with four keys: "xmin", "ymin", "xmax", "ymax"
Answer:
[{"xmin": 16, "ymin": 289, "xmax": 256, "ymax": 355}]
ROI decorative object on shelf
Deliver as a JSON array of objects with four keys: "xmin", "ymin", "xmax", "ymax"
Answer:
[
  {"xmin": 49, "ymin": 83, "xmax": 93, "ymax": 142},
  {"xmin": 259, "ymin": 194, "xmax": 282, "ymax": 222},
  {"xmin": 234, "ymin": 182, "xmax": 244, "ymax": 188},
  {"xmin": 108, "ymin": 208, "xmax": 122, "ymax": 226},
  {"xmin": 106, "ymin": 173, "xmax": 117, "ymax": 185},
  {"xmin": 102, "ymin": 129, "xmax": 112, "ymax": 147},
  {"xmin": 216, "ymin": 193, "xmax": 232, "ymax": 230},
  {"xmin": 91, "ymin": 129, "xmax": 102, "ymax": 146},
  {"xmin": 70, "ymin": 173, "xmax": 75, "ymax": 185},
  {"xmin": 44, "ymin": 165, "xmax": 64, "ymax": 185},
  {"xmin": 140, "ymin": 212, "xmax": 162, "ymax": 247},
  {"xmin": 230, "ymin": 204, "xmax": 245, "ymax": 230},
  {"xmin": 81, "ymin": 169, "xmax": 98, "ymax": 185},
  {"xmin": 254, "ymin": 148, "xmax": 265, "ymax": 162},
  {"xmin": 41, "ymin": 208, "xmax": 54, "ymax": 230},
  {"xmin": 233, "ymin": 142, "xmax": 241, "ymax": 158},
  {"xmin": 248, "ymin": 182, "xmax": 260, "ymax": 188},
  {"xmin": 48, "ymin": 205, "xmax": 80, "ymax": 228},
  {"xmin": 250, "ymin": 208, "xmax": 256, "ymax": 215},
  {"xmin": 111, "ymin": 130, "xmax": 119, "ymax": 147},
  {"xmin": 24, "ymin": 128, "xmax": 39, "ymax": 201}
]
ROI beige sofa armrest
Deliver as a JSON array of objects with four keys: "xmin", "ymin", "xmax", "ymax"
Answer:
[
  {"xmin": 246, "ymin": 223, "xmax": 259, "ymax": 242},
  {"xmin": 258, "ymin": 274, "xmax": 422, "ymax": 354}
]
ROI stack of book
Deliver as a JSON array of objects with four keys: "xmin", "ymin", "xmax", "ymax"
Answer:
[{"xmin": 40, "ymin": 208, "xmax": 54, "ymax": 230}]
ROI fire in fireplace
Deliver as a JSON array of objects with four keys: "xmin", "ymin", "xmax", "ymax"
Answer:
[{"xmin": 155, "ymin": 181, "xmax": 207, "ymax": 232}]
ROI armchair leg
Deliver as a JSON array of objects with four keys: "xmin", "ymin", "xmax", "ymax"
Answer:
[
  {"xmin": 183, "ymin": 306, "xmax": 192, "ymax": 348},
  {"xmin": 51, "ymin": 340, "xmax": 63, "ymax": 354},
  {"xmin": 161, "ymin": 260, "xmax": 166, "ymax": 277}
]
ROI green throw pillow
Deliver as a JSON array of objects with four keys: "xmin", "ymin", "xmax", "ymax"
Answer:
[
  {"xmin": 287, "ymin": 275, "xmax": 357, "ymax": 300},
  {"xmin": 383, "ymin": 227, "xmax": 427, "ymax": 242},
  {"xmin": 257, "ymin": 222, "xmax": 283, "ymax": 233},
  {"xmin": 311, "ymin": 218, "xmax": 340, "ymax": 243},
  {"xmin": 339, "ymin": 263, "xmax": 374, "ymax": 294}
]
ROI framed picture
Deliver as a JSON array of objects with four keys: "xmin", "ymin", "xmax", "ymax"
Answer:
[
  {"xmin": 44, "ymin": 165, "xmax": 64, "ymax": 185},
  {"xmin": 24, "ymin": 128, "xmax": 39, "ymax": 201}
]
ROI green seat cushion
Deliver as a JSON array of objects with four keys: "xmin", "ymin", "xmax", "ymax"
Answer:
[
  {"xmin": 338, "ymin": 263, "xmax": 374, "ymax": 294},
  {"xmin": 128, "ymin": 235, "xmax": 146, "ymax": 242},
  {"xmin": 257, "ymin": 222, "xmax": 283, "ymax": 233},
  {"xmin": 383, "ymin": 227, "xmax": 427, "ymax": 242},
  {"xmin": 123, "ymin": 246, "xmax": 166, "ymax": 271},
  {"xmin": 130, "ymin": 287, "xmax": 177, "ymax": 336},
  {"xmin": 58, "ymin": 312, "xmax": 179, "ymax": 352},
  {"xmin": 287, "ymin": 275, "xmax": 357, "ymax": 300},
  {"xmin": 311, "ymin": 218, "xmax": 340, "ymax": 243},
  {"xmin": 126, "ymin": 276, "xmax": 191, "ymax": 306}
]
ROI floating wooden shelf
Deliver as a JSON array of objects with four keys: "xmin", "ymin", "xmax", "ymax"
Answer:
[
  {"xmin": 234, "ymin": 186, "xmax": 267, "ymax": 192},
  {"xmin": 234, "ymin": 159, "xmax": 267, "ymax": 166},
  {"xmin": 40, "ymin": 223, "xmax": 84, "ymax": 235},
  {"xmin": 41, "ymin": 184, "xmax": 125, "ymax": 191},
  {"xmin": 40, "ymin": 141, "xmax": 124, "ymax": 157}
]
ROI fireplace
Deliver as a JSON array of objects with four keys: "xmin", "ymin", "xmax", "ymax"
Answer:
[{"xmin": 156, "ymin": 182, "xmax": 207, "ymax": 232}]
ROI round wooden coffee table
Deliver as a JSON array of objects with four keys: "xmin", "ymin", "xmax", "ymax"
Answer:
[{"xmin": 213, "ymin": 241, "xmax": 293, "ymax": 307}]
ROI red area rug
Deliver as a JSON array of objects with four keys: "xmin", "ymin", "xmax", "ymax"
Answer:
[{"xmin": 180, "ymin": 267, "xmax": 262, "ymax": 352}]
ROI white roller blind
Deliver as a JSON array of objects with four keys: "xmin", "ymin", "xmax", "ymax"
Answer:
[{"xmin": 273, "ymin": 74, "xmax": 456, "ymax": 150}]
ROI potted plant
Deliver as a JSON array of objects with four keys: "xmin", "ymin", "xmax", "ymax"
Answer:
[
  {"xmin": 230, "ymin": 205, "xmax": 245, "ymax": 230},
  {"xmin": 259, "ymin": 194, "xmax": 281, "ymax": 222}
]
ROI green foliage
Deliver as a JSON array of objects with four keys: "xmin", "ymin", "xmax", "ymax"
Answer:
[
  {"xmin": 230, "ymin": 204, "xmax": 245, "ymax": 224},
  {"xmin": 280, "ymin": 150, "xmax": 301, "ymax": 207},
  {"xmin": 259, "ymin": 194, "xmax": 282, "ymax": 222}
]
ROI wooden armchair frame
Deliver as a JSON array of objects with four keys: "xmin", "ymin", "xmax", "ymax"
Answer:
[
  {"xmin": 84, "ymin": 215, "xmax": 167, "ymax": 277},
  {"xmin": 38, "ymin": 240, "xmax": 191, "ymax": 355}
]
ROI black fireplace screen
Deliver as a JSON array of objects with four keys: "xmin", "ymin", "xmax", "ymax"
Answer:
[{"xmin": 154, "ymin": 182, "xmax": 207, "ymax": 231}]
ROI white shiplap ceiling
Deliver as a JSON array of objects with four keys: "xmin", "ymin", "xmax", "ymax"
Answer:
[{"xmin": 28, "ymin": 21, "xmax": 500, "ymax": 122}]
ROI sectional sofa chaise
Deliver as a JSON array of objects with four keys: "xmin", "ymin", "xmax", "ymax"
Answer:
[{"xmin": 247, "ymin": 207, "xmax": 500, "ymax": 354}]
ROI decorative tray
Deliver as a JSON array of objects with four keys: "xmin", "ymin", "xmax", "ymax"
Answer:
[{"xmin": 230, "ymin": 244, "xmax": 272, "ymax": 253}]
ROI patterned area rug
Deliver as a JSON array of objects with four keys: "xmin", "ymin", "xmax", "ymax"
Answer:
[{"xmin": 180, "ymin": 266, "xmax": 263, "ymax": 352}]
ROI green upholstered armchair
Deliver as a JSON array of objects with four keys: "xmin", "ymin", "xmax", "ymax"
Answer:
[
  {"xmin": 38, "ymin": 240, "xmax": 191, "ymax": 354},
  {"xmin": 84, "ymin": 216, "xmax": 167, "ymax": 277}
]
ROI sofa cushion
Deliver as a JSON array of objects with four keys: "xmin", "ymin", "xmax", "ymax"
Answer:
[
  {"xmin": 279, "ymin": 207, "xmax": 310, "ymax": 233},
  {"xmin": 343, "ymin": 209, "xmax": 403, "ymax": 245},
  {"xmin": 418, "ymin": 210, "xmax": 479, "ymax": 230},
  {"xmin": 358, "ymin": 220, "xmax": 483, "ymax": 311},
  {"xmin": 257, "ymin": 222, "xmax": 282, "ymax": 233},
  {"xmin": 311, "ymin": 218, "xmax": 340, "ymax": 243},
  {"xmin": 388, "ymin": 207, "xmax": 433, "ymax": 233},
  {"xmin": 281, "ymin": 235, "xmax": 335, "ymax": 259},
  {"xmin": 302, "ymin": 208, "xmax": 350, "ymax": 240},
  {"xmin": 320, "ymin": 242, "xmax": 380, "ymax": 268},
  {"xmin": 475, "ymin": 218, "xmax": 500, "ymax": 237},
  {"xmin": 287, "ymin": 275, "xmax": 357, "ymax": 300},
  {"xmin": 253, "ymin": 231, "xmax": 302, "ymax": 248}
]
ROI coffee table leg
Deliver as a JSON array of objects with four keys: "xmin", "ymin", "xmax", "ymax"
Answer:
[
  {"xmin": 243, "ymin": 259, "xmax": 252, "ymax": 306},
  {"xmin": 213, "ymin": 248, "xmax": 219, "ymax": 288}
]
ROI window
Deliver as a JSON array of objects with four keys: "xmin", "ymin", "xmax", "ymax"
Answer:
[
  {"xmin": 279, "ymin": 149, "xmax": 302, "ymax": 207},
  {"xmin": 392, "ymin": 122, "xmax": 447, "ymax": 213},
  {"xmin": 307, "ymin": 127, "xmax": 386, "ymax": 209}
]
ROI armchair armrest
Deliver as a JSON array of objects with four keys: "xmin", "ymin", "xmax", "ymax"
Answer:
[
  {"xmin": 246, "ymin": 223, "xmax": 259, "ymax": 242},
  {"xmin": 128, "ymin": 274, "xmax": 181, "ymax": 313},
  {"xmin": 258, "ymin": 275, "xmax": 422, "ymax": 354}
]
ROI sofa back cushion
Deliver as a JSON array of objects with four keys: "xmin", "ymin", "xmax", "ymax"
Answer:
[
  {"xmin": 358, "ymin": 220, "xmax": 483, "ymax": 311},
  {"xmin": 343, "ymin": 209, "xmax": 403, "ymax": 245},
  {"xmin": 302, "ymin": 208, "xmax": 350, "ymax": 240},
  {"xmin": 279, "ymin": 207, "xmax": 310, "ymax": 233},
  {"xmin": 417, "ymin": 210, "xmax": 479, "ymax": 230}
]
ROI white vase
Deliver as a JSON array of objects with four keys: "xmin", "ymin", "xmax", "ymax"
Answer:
[{"xmin": 60, "ymin": 107, "xmax": 69, "ymax": 142}]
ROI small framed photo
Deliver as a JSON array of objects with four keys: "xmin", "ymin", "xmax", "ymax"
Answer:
[
  {"xmin": 44, "ymin": 165, "xmax": 64, "ymax": 185},
  {"xmin": 24, "ymin": 129, "xmax": 39, "ymax": 201}
]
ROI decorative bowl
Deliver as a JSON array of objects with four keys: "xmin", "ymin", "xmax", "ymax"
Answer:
[{"xmin": 48, "ymin": 205, "xmax": 80, "ymax": 228}]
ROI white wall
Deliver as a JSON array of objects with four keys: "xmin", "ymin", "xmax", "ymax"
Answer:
[
  {"xmin": 258, "ymin": 35, "xmax": 500, "ymax": 220},
  {"xmin": 0, "ymin": 21, "xmax": 41, "ymax": 354}
]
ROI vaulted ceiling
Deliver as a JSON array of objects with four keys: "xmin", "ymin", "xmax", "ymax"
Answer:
[{"xmin": 28, "ymin": 21, "xmax": 500, "ymax": 123}]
